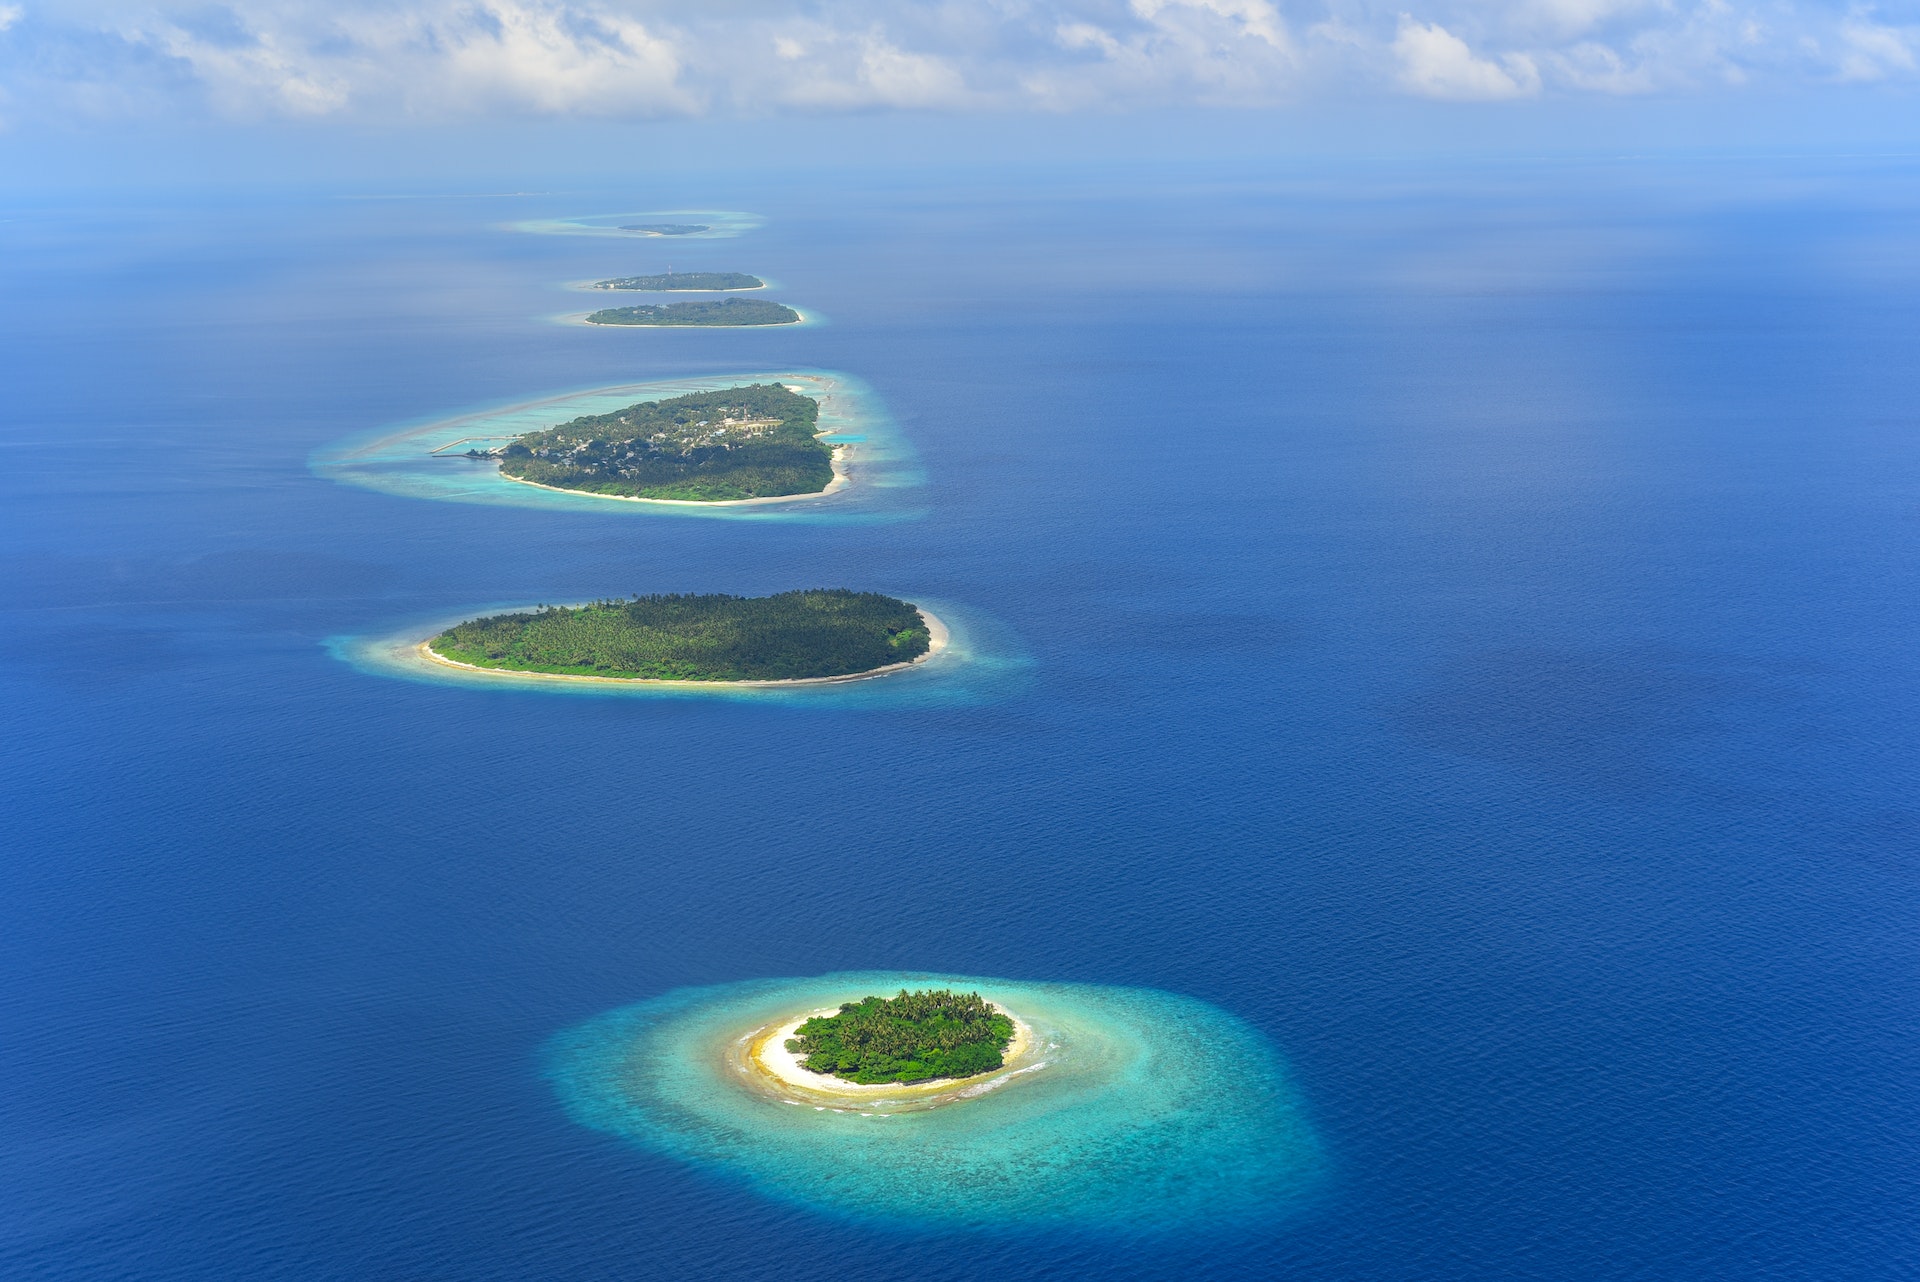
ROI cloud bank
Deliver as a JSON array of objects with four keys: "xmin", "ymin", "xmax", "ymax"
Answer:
[{"xmin": 2, "ymin": 0, "xmax": 1917, "ymax": 124}]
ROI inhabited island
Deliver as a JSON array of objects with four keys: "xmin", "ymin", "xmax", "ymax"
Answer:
[
  {"xmin": 468, "ymin": 383, "xmax": 833, "ymax": 501},
  {"xmin": 594, "ymin": 271, "xmax": 764, "ymax": 291},
  {"xmin": 622, "ymin": 223, "xmax": 709, "ymax": 235},
  {"xmin": 585, "ymin": 298, "xmax": 798, "ymax": 327},
  {"xmin": 786, "ymin": 989, "xmax": 1016, "ymax": 1085},
  {"xmin": 426, "ymin": 590, "xmax": 933, "ymax": 683}
]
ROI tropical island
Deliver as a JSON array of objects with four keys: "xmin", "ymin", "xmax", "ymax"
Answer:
[
  {"xmin": 425, "ymin": 590, "xmax": 934, "ymax": 683},
  {"xmin": 555, "ymin": 974, "xmax": 1319, "ymax": 1226},
  {"xmin": 593, "ymin": 271, "xmax": 763, "ymax": 291},
  {"xmin": 585, "ymin": 298, "xmax": 798, "ymax": 327},
  {"xmin": 621, "ymin": 223, "xmax": 709, "ymax": 235},
  {"xmin": 470, "ymin": 383, "xmax": 834, "ymax": 501},
  {"xmin": 785, "ymin": 989, "xmax": 1017, "ymax": 1085}
]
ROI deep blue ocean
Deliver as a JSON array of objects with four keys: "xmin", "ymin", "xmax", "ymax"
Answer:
[{"xmin": 4, "ymin": 158, "xmax": 1919, "ymax": 1278}]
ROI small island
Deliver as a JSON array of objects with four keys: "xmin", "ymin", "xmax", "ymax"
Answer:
[
  {"xmin": 593, "ymin": 271, "xmax": 764, "ymax": 291},
  {"xmin": 585, "ymin": 298, "xmax": 798, "ymax": 327},
  {"xmin": 427, "ymin": 590, "xmax": 933, "ymax": 683},
  {"xmin": 473, "ymin": 383, "xmax": 833, "ymax": 501},
  {"xmin": 621, "ymin": 223, "xmax": 709, "ymax": 235},
  {"xmin": 786, "ymin": 989, "xmax": 1016, "ymax": 1085}
]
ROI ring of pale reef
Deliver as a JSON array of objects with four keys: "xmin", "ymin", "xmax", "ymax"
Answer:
[
  {"xmin": 545, "ymin": 972, "xmax": 1324, "ymax": 1232},
  {"xmin": 508, "ymin": 210, "xmax": 764, "ymax": 239}
]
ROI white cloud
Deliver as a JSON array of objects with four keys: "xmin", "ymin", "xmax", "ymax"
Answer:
[
  {"xmin": 1511, "ymin": 0, "xmax": 1658, "ymax": 40},
  {"xmin": 777, "ymin": 34, "xmax": 972, "ymax": 109},
  {"xmin": 426, "ymin": 3, "xmax": 685, "ymax": 114},
  {"xmin": 1538, "ymin": 39, "xmax": 1657, "ymax": 93},
  {"xmin": 1030, "ymin": 0, "xmax": 1299, "ymax": 108},
  {"xmin": 1838, "ymin": 17, "xmax": 1919, "ymax": 81},
  {"xmin": 1057, "ymin": 21, "xmax": 1124, "ymax": 59},
  {"xmin": 132, "ymin": 20, "xmax": 350, "ymax": 116},
  {"xmin": 1393, "ymin": 16, "xmax": 1541, "ymax": 99},
  {"xmin": 1131, "ymin": 0, "xmax": 1291, "ymax": 51},
  {"xmin": 102, "ymin": 1, "xmax": 693, "ymax": 119},
  {"xmin": 857, "ymin": 39, "xmax": 970, "ymax": 106},
  {"xmin": 8, "ymin": 0, "xmax": 1920, "ymax": 124}
]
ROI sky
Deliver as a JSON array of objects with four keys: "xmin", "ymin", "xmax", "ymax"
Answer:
[{"xmin": 2, "ymin": 2, "xmax": 1918, "ymax": 186}]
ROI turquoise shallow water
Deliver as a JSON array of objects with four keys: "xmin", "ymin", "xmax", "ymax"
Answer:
[
  {"xmin": 546, "ymin": 973, "xmax": 1325, "ymax": 1232},
  {"xmin": 511, "ymin": 209, "xmax": 764, "ymax": 239},
  {"xmin": 309, "ymin": 369, "xmax": 919, "ymax": 523}
]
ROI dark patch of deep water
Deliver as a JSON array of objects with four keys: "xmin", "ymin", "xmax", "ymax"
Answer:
[{"xmin": 4, "ymin": 161, "xmax": 1920, "ymax": 1279}]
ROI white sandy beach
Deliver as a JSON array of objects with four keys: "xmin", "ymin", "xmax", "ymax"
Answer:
[{"xmin": 414, "ymin": 605, "xmax": 948, "ymax": 690}]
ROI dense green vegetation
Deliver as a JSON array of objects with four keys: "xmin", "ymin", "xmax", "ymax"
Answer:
[
  {"xmin": 621, "ymin": 223, "xmax": 709, "ymax": 235},
  {"xmin": 787, "ymin": 989, "xmax": 1015, "ymax": 1085},
  {"xmin": 594, "ymin": 271, "xmax": 763, "ymax": 291},
  {"xmin": 586, "ymin": 298, "xmax": 799, "ymax": 327},
  {"xmin": 429, "ymin": 590, "xmax": 931, "ymax": 682},
  {"xmin": 486, "ymin": 383, "xmax": 833, "ymax": 500}
]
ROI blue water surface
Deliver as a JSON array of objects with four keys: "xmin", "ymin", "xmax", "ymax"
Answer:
[{"xmin": 3, "ymin": 158, "xmax": 1919, "ymax": 1279}]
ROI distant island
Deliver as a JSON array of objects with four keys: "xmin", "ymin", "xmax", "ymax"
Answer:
[
  {"xmin": 585, "ymin": 298, "xmax": 798, "ymax": 327},
  {"xmin": 786, "ymin": 989, "xmax": 1016, "ymax": 1085},
  {"xmin": 621, "ymin": 223, "xmax": 709, "ymax": 236},
  {"xmin": 594, "ymin": 272, "xmax": 764, "ymax": 291},
  {"xmin": 427, "ymin": 590, "xmax": 932, "ymax": 682},
  {"xmin": 472, "ymin": 383, "xmax": 833, "ymax": 501}
]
